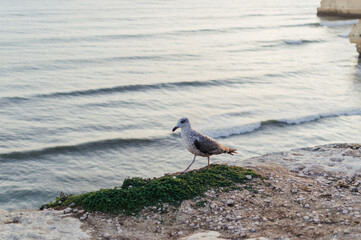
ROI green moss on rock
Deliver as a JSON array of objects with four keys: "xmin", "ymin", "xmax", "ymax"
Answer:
[{"xmin": 41, "ymin": 164, "xmax": 260, "ymax": 214}]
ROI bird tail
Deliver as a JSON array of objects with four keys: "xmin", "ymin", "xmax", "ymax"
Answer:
[{"xmin": 226, "ymin": 148, "xmax": 237, "ymax": 155}]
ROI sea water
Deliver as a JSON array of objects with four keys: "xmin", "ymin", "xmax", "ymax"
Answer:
[{"xmin": 1, "ymin": 0, "xmax": 361, "ymax": 210}]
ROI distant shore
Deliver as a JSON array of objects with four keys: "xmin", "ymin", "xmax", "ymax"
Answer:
[{"xmin": 1, "ymin": 143, "xmax": 360, "ymax": 240}]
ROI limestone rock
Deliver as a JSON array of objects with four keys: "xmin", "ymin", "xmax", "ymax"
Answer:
[
  {"xmin": 317, "ymin": 0, "xmax": 361, "ymax": 18},
  {"xmin": 349, "ymin": 20, "xmax": 361, "ymax": 56}
]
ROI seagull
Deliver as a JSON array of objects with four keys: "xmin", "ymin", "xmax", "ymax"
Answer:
[{"xmin": 172, "ymin": 117, "xmax": 237, "ymax": 172}]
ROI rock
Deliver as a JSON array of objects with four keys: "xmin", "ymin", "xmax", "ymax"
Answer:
[
  {"xmin": 69, "ymin": 203, "xmax": 75, "ymax": 208},
  {"xmin": 80, "ymin": 214, "xmax": 87, "ymax": 220},
  {"xmin": 63, "ymin": 208, "xmax": 72, "ymax": 214},
  {"xmin": 317, "ymin": 0, "xmax": 361, "ymax": 18},
  {"xmin": 337, "ymin": 180, "xmax": 349, "ymax": 188},
  {"xmin": 246, "ymin": 175, "xmax": 252, "ymax": 180},
  {"xmin": 179, "ymin": 231, "xmax": 226, "ymax": 240},
  {"xmin": 350, "ymin": 20, "xmax": 361, "ymax": 57},
  {"xmin": 226, "ymin": 199, "xmax": 234, "ymax": 207},
  {"xmin": 210, "ymin": 203, "xmax": 217, "ymax": 209}
]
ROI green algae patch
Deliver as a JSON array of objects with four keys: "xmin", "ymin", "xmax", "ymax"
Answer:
[{"xmin": 41, "ymin": 164, "xmax": 260, "ymax": 214}]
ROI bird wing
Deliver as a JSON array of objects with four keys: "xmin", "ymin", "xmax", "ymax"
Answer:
[{"xmin": 194, "ymin": 134, "xmax": 224, "ymax": 155}]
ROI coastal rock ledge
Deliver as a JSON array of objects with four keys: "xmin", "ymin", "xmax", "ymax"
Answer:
[
  {"xmin": 1, "ymin": 143, "xmax": 360, "ymax": 240},
  {"xmin": 317, "ymin": 0, "xmax": 361, "ymax": 18},
  {"xmin": 349, "ymin": 20, "xmax": 361, "ymax": 57}
]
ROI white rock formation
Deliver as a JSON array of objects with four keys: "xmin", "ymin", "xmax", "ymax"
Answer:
[
  {"xmin": 317, "ymin": 0, "xmax": 361, "ymax": 18},
  {"xmin": 179, "ymin": 231, "xmax": 226, "ymax": 240},
  {"xmin": 0, "ymin": 209, "xmax": 90, "ymax": 240},
  {"xmin": 349, "ymin": 20, "xmax": 361, "ymax": 56}
]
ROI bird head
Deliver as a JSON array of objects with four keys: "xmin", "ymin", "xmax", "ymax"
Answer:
[{"xmin": 172, "ymin": 117, "xmax": 190, "ymax": 132}]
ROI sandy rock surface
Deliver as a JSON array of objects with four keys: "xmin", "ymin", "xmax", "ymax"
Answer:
[
  {"xmin": 0, "ymin": 208, "xmax": 91, "ymax": 240},
  {"xmin": 1, "ymin": 143, "xmax": 360, "ymax": 240}
]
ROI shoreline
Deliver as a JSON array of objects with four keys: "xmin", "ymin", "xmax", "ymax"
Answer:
[{"xmin": 1, "ymin": 143, "xmax": 360, "ymax": 240}]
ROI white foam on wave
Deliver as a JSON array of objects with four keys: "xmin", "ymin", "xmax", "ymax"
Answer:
[
  {"xmin": 205, "ymin": 122, "xmax": 262, "ymax": 138},
  {"xmin": 278, "ymin": 108, "xmax": 361, "ymax": 125},
  {"xmin": 320, "ymin": 19, "xmax": 358, "ymax": 27},
  {"xmin": 203, "ymin": 108, "xmax": 361, "ymax": 138}
]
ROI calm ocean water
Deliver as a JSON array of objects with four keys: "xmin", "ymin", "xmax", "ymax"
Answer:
[{"xmin": 1, "ymin": 0, "xmax": 361, "ymax": 210}]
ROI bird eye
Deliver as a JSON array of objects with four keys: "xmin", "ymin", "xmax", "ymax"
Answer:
[{"xmin": 180, "ymin": 120, "xmax": 185, "ymax": 124}]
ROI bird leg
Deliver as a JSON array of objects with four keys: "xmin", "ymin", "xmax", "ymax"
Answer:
[
  {"xmin": 208, "ymin": 156, "xmax": 210, "ymax": 166},
  {"xmin": 184, "ymin": 155, "xmax": 196, "ymax": 172}
]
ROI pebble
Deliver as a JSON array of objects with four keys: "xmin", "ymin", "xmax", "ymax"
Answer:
[
  {"xmin": 103, "ymin": 233, "xmax": 110, "ymax": 238},
  {"xmin": 69, "ymin": 203, "xmax": 75, "ymax": 208},
  {"xmin": 63, "ymin": 208, "xmax": 72, "ymax": 214},
  {"xmin": 246, "ymin": 175, "xmax": 252, "ymax": 180},
  {"xmin": 226, "ymin": 199, "xmax": 234, "ymax": 206},
  {"xmin": 304, "ymin": 204, "xmax": 310, "ymax": 208},
  {"xmin": 80, "ymin": 214, "xmax": 87, "ymax": 220},
  {"xmin": 303, "ymin": 216, "xmax": 309, "ymax": 220}
]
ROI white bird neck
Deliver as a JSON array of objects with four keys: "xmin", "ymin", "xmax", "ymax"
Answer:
[{"xmin": 181, "ymin": 124, "xmax": 192, "ymax": 134}]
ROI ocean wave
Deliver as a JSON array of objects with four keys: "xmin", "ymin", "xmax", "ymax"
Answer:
[
  {"xmin": 0, "ymin": 137, "xmax": 158, "ymax": 161},
  {"xmin": 319, "ymin": 19, "xmax": 358, "ymax": 27},
  {"xmin": 0, "ymin": 97, "xmax": 29, "ymax": 105},
  {"xmin": 283, "ymin": 39, "xmax": 322, "ymax": 45},
  {"xmin": 338, "ymin": 30, "xmax": 351, "ymax": 38},
  {"xmin": 277, "ymin": 108, "xmax": 361, "ymax": 124},
  {"xmin": 206, "ymin": 108, "xmax": 361, "ymax": 138},
  {"xmin": 204, "ymin": 122, "xmax": 262, "ymax": 138},
  {"xmin": 19, "ymin": 77, "xmax": 254, "ymax": 100},
  {"xmin": 0, "ymin": 77, "xmax": 262, "ymax": 105},
  {"xmin": 0, "ymin": 54, "xmax": 198, "ymax": 74}
]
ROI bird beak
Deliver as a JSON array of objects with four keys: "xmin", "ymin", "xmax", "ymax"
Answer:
[{"xmin": 172, "ymin": 126, "xmax": 179, "ymax": 132}]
